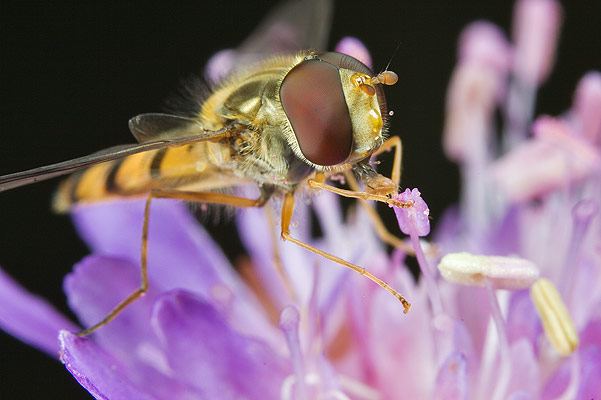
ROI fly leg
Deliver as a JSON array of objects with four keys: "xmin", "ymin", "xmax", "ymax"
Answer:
[
  {"xmin": 372, "ymin": 135, "xmax": 402, "ymax": 187},
  {"xmin": 77, "ymin": 189, "xmax": 267, "ymax": 336},
  {"xmin": 264, "ymin": 206, "xmax": 298, "ymax": 301},
  {"xmin": 346, "ymin": 136, "xmax": 415, "ymax": 253},
  {"xmin": 343, "ymin": 171, "xmax": 414, "ymax": 255},
  {"xmin": 307, "ymin": 176, "xmax": 408, "ymax": 207},
  {"xmin": 305, "ymin": 135, "xmax": 405, "ymax": 208},
  {"xmin": 309, "ymin": 137, "xmax": 417, "ymax": 254},
  {"xmin": 280, "ymin": 193, "xmax": 411, "ymax": 313}
]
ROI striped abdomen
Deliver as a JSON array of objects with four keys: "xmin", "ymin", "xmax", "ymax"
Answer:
[{"xmin": 53, "ymin": 141, "xmax": 236, "ymax": 212}]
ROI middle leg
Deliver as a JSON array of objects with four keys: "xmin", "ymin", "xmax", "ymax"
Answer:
[{"xmin": 280, "ymin": 192, "xmax": 411, "ymax": 313}]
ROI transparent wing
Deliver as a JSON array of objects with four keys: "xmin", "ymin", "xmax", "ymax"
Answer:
[
  {"xmin": 0, "ymin": 126, "xmax": 230, "ymax": 193},
  {"xmin": 128, "ymin": 113, "xmax": 205, "ymax": 143},
  {"xmin": 238, "ymin": 0, "xmax": 333, "ymax": 55},
  {"xmin": 207, "ymin": 0, "xmax": 333, "ymax": 80}
]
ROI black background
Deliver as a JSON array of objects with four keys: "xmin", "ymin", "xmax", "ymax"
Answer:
[{"xmin": 1, "ymin": 1, "xmax": 599, "ymax": 398}]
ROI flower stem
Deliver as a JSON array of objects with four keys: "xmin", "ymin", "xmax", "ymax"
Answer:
[
  {"xmin": 484, "ymin": 279, "xmax": 510, "ymax": 400},
  {"xmin": 408, "ymin": 227, "xmax": 443, "ymax": 316},
  {"xmin": 280, "ymin": 306, "xmax": 307, "ymax": 400},
  {"xmin": 561, "ymin": 199, "xmax": 598, "ymax": 299}
]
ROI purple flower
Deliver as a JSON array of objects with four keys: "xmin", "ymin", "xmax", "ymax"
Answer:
[
  {"xmin": 390, "ymin": 188, "xmax": 431, "ymax": 237},
  {"xmin": 1, "ymin": 1, "xmax": 600, "ymax": 399}
]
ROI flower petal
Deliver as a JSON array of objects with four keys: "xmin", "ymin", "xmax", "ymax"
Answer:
[
  {"xmin": 571, "ymin": 70, "xmax": 601, "ymax": 144},
  {"xmin": 334, "ymin": 37, "xmax": 372, "ymax": 69},
  {"xmin": 368, "ymin": 285, "xmax": 434, "ymax": 398},
  {"xmin": 491, "ymin": 116, "xmax": 600, "ymax": 203},
  {"xmin": 507, "ymin": 339, "xmax": 539, "ymax": 398},
  {"xmin": 576, "ymin": 345, "xmax": 601, "ymax": 400},
  {"xmin": 205, "ymin": 48, "xmax": 236, "ymax": 83},
  {"xmin": 542, "ymin": 345, "xmax": 601, "ymax": 399},
  {"xmin": 152, "ymin": 290, "xmax": 288, "ymax": 399},
  {"xmin": 59, "ymin": 330, "xmax": 156, "ymax": 400},
  {"xmin": 512, "ymin": 0, "xmax": 562, "ymax": 85},
  {"xmin": 506, "ymin": 290, "xmax": 542, "ymax": 346},
  {"xmin": 434, "ymin": 352, "xmax": 468, "ymax": 400},
  {"xmin": 73, "ymin": 200, "xmax": 275, "ymax": 340},
  {"xmin": 63, "ymin": 256, "xmax": 204, "ymax": 399},
  {"xmin": 63, "ymin": 255, "xmax": 157, "ymax": 351},
  {"xmin": 458, "ymin": 21, "xmax": 511, "ymax": 74},
  {"xmin": 72, "ymin": 199, "xmax": 234, "ymax": 295},
  {"xmin": 391, "ymin": 188, "xmax": 431, "ymax": 236},
  {"xmin": 0, "ymin": 267, "xmax": 78, "ymax": 356}
]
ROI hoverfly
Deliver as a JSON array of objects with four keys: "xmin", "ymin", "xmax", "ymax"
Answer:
[{"xmin": 0, "ymin": 0, "xmax": 410, "ymax": 336}]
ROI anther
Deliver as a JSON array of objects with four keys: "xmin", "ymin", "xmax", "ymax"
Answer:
[{"xmin": 530, "ymin": 278, "xmax": 579, "ymax": 356}]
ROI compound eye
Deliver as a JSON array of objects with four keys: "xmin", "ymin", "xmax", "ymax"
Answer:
[{"xmin": 280, "ymin": 59, "xmax": 352, "ymax": 166}]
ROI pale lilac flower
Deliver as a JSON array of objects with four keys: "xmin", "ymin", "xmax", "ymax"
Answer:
[
  {"xmin": 437, "ymin": 1, "xmax": 600, "ymax": 399},
  {"xmin": 1, "ymin": 3, "xmax": 600, "ymax": 400},
  {"xmin": 334, "ymin": 36, "xmax": 373, "ymax": 69},
  {"xmin": 204, "ymin": 48, "xmax": 237, "ymax": 83},
  {"xmin": 390, "ymin": 188, "xmax": 430, "ymax": 237},
  {"xmin": 512, "ymin": 0, "xmax": 563, "ymax": 86},
  {"xmin": 505, "ymin": 0, "xmax": 563, "ymax": 148},
  {"xmin": 491, "ymin": 116, "xmax": 601, "ymax": 203},
  {"xmin": 570, "ymin": 71, "xmax": 601, "ymax": 145}
]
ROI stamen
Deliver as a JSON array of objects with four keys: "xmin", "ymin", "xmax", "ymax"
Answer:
[
  {"xmin": 530, "ymin": 278, "xmax": 579, "ymax": 356},
  {"xmin": 572, "ymin": 71, "xmax": 601, "ymax": 143},
  {"xmin": 390, "ymin": 189, "xmax": 442, "ymax": 314},
  {"xmin": 484, "ymin": 279, "xmax": 511, "ymax": 400},
  {"xmin": 437, "ymin": 252, "xmax": 539, "ymax": 290},
  {"xmin": 279, "ymin": 306, "xmax": 308, "ymax": 400},
  {"xmin": 437, "ymin": 252, "xmax": 544, "ymax": 399},
  {"xmin": 560, "ymin": 199, "xmax": 599, "ymax": 296}
]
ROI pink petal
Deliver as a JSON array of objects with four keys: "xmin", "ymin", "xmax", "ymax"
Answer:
[
  {"xmin": 506, "ymin": 290, "xmax": 542, "ymax": 346},
  {"xmin": 434, "ymin": 352, "xmax": 468, "ymax": 400},
  {"xmin": 334, "ymin": 37, "xmax": 372, "ymax": 69},
  {"xmin": 512, "ymin": 0, "xmax": 563, "ymax": 85},
  {"xmin": 0, "ymin": 267, "xmax": 78, "ymax": 357},
  {"xmin": 63, "ymin": 255, "xmax": 159, "ymax": 357},
  {"xmin": 63, "ymin": 256, "xmax": 211, "ymax": 400},
  {"xmin": 571, "ymin": 70, "xmax": 601, "ymax": 145},
  {"xmin": 204, "ymin": 49, "xmax": 236, "ymax": 83},
  {"xmin": 59, "ymin": 330, "xmax": 156, "ymax": 400},
  {"xmin": 491, "ymin": 116, "xmax": 600, "ymax": 203},
  {"xmin": 390, "ymin": 188, "xmax": 431, "ymax": 236},
  {"xmin": 72, "ymin": 200, "xmax": 233, "ymax": 295},
  {"xmin": 72, "ymin": 200, "xmax": 273, "ymax": 340},
  {"xmin": 368, "ymin": 286, "xmax": 434, "ymax": 398},
  {"xmin": 443, "ymin": 62, "xmax": 501, "ymax": 162},
  {"xmin": 458, "ymin": 21, "xmax": 512, "ymax": 75},
  {"xmin": 151, "ymin": 290, "xmax": 288, "ymax": 399},
  {"xmin": 507, "ymin": 339, "xmax": 540, "ymax": 398},
  {"xmin": 576, "ymin": 346, "xmax": 601, "ymax": 400}
]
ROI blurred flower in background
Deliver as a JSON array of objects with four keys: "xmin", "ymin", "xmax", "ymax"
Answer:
[{"xmin": 1, "ymin": 0, "xmax": 600, "ymax": 398}]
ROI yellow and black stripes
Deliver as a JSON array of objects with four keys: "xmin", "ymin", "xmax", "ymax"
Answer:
[{"xmin": 52, "ymin": 142, "xmax": 235, "ymax": 213}]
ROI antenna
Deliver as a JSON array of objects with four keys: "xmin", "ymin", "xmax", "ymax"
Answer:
[{"xmin": 384, "ymin": 40, "xmax": 403, "ymax": 72}]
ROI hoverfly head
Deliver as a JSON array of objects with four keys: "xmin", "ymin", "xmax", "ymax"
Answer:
[{"xmin": 280, "ymin": 52, "xmax": 397, "ymax": 170}]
